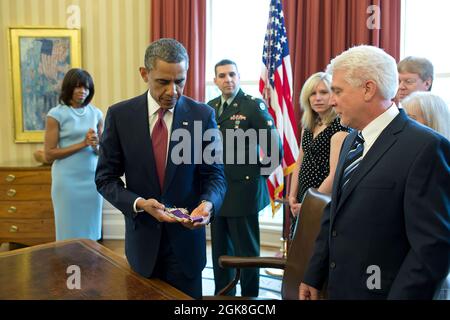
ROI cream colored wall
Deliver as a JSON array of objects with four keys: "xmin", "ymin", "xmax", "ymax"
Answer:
[{"xmin": 0, "ymin": 0, "xmax": 150, "ymax": 165}]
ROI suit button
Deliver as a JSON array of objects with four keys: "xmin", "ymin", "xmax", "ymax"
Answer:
[
  {"xmin": 330, "ymin": 262, "xmax": 336, "ymax": 269},
  {"xmin": 245, "ymin": 176, "xmax": 250, "ymax": 180},
  {"xmin": 156, "ymin": 224, "xmax": 161, "ymax": 229},
  {"xmin": 332, "ymin": 230, "xmax": 337, "ymax": 237}
]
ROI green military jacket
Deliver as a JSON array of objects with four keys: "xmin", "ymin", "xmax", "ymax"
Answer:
[{"xmin": 207, "ymin": 89, "xmax": 282, "ymax": 217}]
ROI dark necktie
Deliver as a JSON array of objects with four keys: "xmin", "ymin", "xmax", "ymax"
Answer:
[
  {"xmin": 218, "ymin": 101, "xmax": 228, "ymax": 117},
  {"xmin": 152, "ymin": 108, "xmax": 168, "ymax": 189},
  {"xmin": 341, "ymin": 132, "xmax": 365, "ymax": 189}
]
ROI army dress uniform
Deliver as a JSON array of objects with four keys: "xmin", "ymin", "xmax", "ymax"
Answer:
[{"xmin": 207, "ymin": 88, "xmax": 282, "ymax": 296}]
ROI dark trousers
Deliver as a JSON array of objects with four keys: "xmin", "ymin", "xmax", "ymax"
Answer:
[
  {"xmin": 151, "ymin": 226, "xmax": 202, "ymax": 299},
  {"xmin": 211, "ymin": 215, "xmax": 260, "ymax": 297}
]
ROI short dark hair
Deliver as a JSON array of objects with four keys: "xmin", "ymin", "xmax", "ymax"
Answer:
[
  {"xmin": 214, "ymin": 59, "xmax": 238, "ymax": 76},
  {"xmin": 59, "ymin": 68, "xmax": 95, "ymax": 106},
  {"xmin": 144, "ymin": 38, "xmax": 189, "ymax": 70}
]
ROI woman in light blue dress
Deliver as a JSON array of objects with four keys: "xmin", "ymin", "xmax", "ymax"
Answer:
[{"xmin": 44, "ymin": 68, "xmax": 103, "ymax": 241}]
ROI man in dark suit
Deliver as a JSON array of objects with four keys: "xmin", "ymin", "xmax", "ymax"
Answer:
[
  {"xmin": 299, "ymin": 45, "xmax": 450, "ymax": 300},
  {"xmin": 207, "ymin": 59, "xmax": 282, "ymax": 297},
  {"xmin": 95, "ymin": 38, "xmax": 226, "ymax": 299}
]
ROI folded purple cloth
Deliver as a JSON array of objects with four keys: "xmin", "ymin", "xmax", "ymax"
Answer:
[{"xmin": 165, "ymin": 208, "xmax": 203, "ymax": 223}]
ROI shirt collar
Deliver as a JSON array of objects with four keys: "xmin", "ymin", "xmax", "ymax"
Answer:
[
  {"xmin": 221, "ymin": 89, "xmax": 239, "ymax": 106},
  {"xmin": 147, "ymin": 90, "xmax": 174, "ymax": 116},
  {"xmin": 361, "ymin": 103, "xmax": 399, "ymax": 148}
]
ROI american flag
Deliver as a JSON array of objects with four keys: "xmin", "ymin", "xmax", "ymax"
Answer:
[{"xmin": 259, "ymin": 0, "xmax": 299, "ymax": 214}]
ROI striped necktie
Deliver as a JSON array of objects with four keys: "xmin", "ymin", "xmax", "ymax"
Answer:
[{"xmin": 341, "ymin": 132, "xmax": 365, "ymax": 189}]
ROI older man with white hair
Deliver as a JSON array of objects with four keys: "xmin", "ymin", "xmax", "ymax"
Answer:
[{"xmin": 299, "ymin": 45, "xmax": 450, "ymax": 300}]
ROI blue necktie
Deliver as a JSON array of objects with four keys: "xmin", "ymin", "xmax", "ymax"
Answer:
[{"xmin": 341, "ymin": 132, "xmax": 365, "ymax": 189}]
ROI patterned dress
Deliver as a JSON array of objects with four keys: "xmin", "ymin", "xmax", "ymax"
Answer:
[
  {"xmin": 290, "ymin": 117, "xmax": 349, "ymax": 239},
  {"xmin": 48, "ymin": 104, "xmax": 103, "ymax": 241}
]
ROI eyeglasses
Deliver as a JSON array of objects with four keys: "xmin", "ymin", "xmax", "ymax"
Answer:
[{"xmin": 399, "ymin": 78, "xmax": 418, "ymax": 86}]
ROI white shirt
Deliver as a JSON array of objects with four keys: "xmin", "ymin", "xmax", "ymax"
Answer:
[
  {"xmin": 133, "ymin": 91, "xmax": 175, "ymax": 213},
  {"xmin": 221, "ymin": 90, "xmax": 239, "ymax": 107},
  {"xmin": 361, "ymin": 104, "xmax": 399, "ymax": 158},
  {"xmin": 147, "ymin": 90, "xmax": 174, "ymax": 154}
]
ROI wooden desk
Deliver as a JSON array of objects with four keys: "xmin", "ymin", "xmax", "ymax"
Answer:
[{"xmin": 0, "ymin": 239, "xmax": 192, "ymax": 300}]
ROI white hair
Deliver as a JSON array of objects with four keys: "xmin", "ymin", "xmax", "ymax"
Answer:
[
  {"xmin": 402, "ymin": 92, "xmax": 450, "ymax": 140},
  {"xmin": 326, "ymin": 45, "xmax": 398, "ymax": 100}
]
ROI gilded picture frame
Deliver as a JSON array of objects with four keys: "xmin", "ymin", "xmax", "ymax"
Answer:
[{"xmin": 9, "ymin": 27, "xmax": 81, "ymax": 143}]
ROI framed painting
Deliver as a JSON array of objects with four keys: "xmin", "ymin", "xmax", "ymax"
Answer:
[{"xmin": 9, "ymin": 28, "xmax": 81, "ymax": 143}]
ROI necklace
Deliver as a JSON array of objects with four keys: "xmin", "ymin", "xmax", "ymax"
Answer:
[{"xmin": 70, "ymin": 106, "xmax": 87, "ymax": 116}]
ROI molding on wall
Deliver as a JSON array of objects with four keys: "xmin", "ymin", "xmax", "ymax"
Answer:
[{"xmin": 102, "ymin": 201, "xmax": 126, "ymax": 240}]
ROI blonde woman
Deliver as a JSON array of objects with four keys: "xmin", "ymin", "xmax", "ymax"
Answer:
[
  {"xmin": 401, "ymin": 91, "xmax": 450, "ymax": 140},
  {"xmin": 288, "ymin": 72, "xmax": 349, "ymax": 239}
]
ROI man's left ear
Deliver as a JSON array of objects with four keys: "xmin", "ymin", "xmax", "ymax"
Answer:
[
  {"xmin": 139, "ymin": 67, "xmax": 149, "ymax": 83},
  {"xmin": 363, "ymin": 80, "xmax": 377, "ymax": 101}
]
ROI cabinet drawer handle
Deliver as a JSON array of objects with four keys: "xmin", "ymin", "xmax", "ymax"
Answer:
[
  {"xmin": 5, "ymin": 174, "xmax": 16, "ymax": 182},
  {"xmin": 8, "ymin": 206, "xmax": 17, "ymax": 213},
  {"xmin": 7, "ymin": 189, "xmax": 16, "ymax": 197},
  {"xmin": 10, "ymin": 225, "xmax": 19, "ymax": 233}
]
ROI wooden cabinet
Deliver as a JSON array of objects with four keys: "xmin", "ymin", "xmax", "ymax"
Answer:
[{"xmin": 0, "ymin": 165, "xmax": 55, "ymax": 246}]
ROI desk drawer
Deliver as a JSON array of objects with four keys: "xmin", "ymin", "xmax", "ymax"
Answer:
[
  {"xmin": 0, "ymin": 201, "xmax": 53, "ymax": 219},
  {"xmin": 0, "ymin": 170, "xmax": 51, "ymax": 185},
  {"xmin": 0, "ymin": 185, "xmax": 52, "ymax": 201},
  {"xmin": 0, "ymin": 219, "xmax": 55, "ymax": 236}
]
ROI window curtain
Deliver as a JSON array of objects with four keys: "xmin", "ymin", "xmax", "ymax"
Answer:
[
  {"xmin": 282, "ymin": 0, "xmax": 401, "ymax": 136},
  {"xmin": 151, "ymin": 0, "xmax": 206, "ymax": 102}
]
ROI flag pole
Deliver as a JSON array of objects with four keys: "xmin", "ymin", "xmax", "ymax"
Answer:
[
  {"xmin": 282, "ymin": 173, "xmax": 292, "ymax": 257},
  {"xmin": 260, "ymin": 0, "xmax": 299, "ymax": 268},
  {"xmin": 274, "ymin": 173, "xmax": 290, "ymax": 258}
]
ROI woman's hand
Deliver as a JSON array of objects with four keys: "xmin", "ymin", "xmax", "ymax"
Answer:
[
  {"xmin": 289, "ymin": 196, "xmax": 302, "ymax": 217},
  {"xmin": 84, "ymin": 128, "xmax": 99, "ymax": 150}
]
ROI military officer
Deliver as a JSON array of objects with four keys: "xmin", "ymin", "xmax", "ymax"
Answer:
[{"xmin": 207, "ymin": 59, "xmax": 282, "ymax": 297}]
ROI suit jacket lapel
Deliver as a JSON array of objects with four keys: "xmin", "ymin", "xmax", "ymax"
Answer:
[
  {"xmin": 133, "ymin": 92, "xmax": 162, "ymax": 195},
  {"xmin": 331, "ymin": 130, "xmax": 356, "ymax": 217},
  {"xmin": 162, "ymin": 96, "xmax": 187, "ymax": 195},
  {"xmin": 210, "ymin": 97, "xmax": 221, "ymax": 122},
  {"xmin": 334, "ymin": 110, "xmax": 408, "ymax": 216}
]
